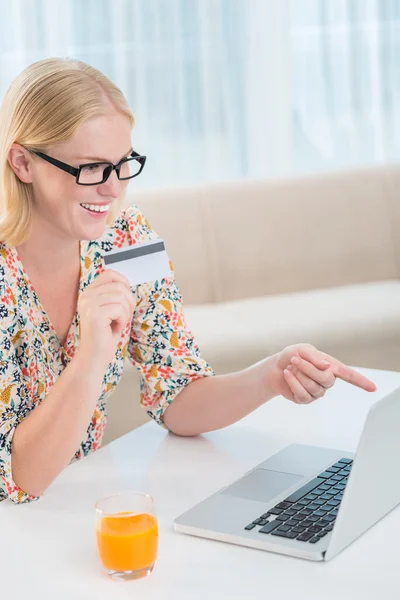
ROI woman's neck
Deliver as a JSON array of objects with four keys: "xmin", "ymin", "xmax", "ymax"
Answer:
[{"xmin": 16, "ymin": 224, "xmax": 80, "ymax": 278}]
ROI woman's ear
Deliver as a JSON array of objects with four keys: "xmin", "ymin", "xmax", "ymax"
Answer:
[{"xmin": 7, "ymin": 144, "xmax": 34, "ymax": 183}]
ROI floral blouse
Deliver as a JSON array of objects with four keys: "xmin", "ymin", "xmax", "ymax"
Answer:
[{"xmin": 0, "ymin": 205, "xmax": 215, "ymax": 504}]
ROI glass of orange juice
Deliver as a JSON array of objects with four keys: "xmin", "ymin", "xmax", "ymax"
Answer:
[{"xmin": 95, "ymin": 491, "xmax": 158, "ymax": 581}]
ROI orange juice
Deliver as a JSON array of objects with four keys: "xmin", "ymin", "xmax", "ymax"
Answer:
[{"xmin": 96, "ymin": 512, "xmax": 158, "ymax": 572}]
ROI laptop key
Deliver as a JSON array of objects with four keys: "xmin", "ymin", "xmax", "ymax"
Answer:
[
  {"xmin": 324, "ymin": 480, "xmax": 337, "ymax": 487},
  {"xmin": 317, "ymin": 471, "xmax": 333, "ymax": 479},
  {"xmin": 283, "ymin": 509, "xmax": 297, "ymax": 517},
  {"xmin": 304, "ymin": 494, "xmax": 319, "ymax": 501},
  {"xmin": 270, "ymin": 530, "xmax": 289, "ymax": 538},
  {"xmin": 301, "ymin": 520, "xmax": 314, "ymax": 528},
  {"xmin": 259, "ymin": 521, "xmax": 280, "ymax": 534},
  {"xmin": 307, "ymin": 503, "xmax": 321, "ymax": 511},
  {"xmin": 267, "ymin": 507, "xmax": 283, "ymax": 515},
  {"xmin": 321, "ymin": 494, "xmax": 335, "ymax": 500},
  {"xmin": 309, "ymin": 536, "xmax": 321, "ymax": 544},
  {"xmin": 318, "ymin": 506, "xmax": 331, "ymax": 513},
  {"xmin": 324, "ymin": 515, "xmax": 336, "ymax": 522},
  {"xmin": 338, "ymin": 458, "xmax": 353, "ymax": 464},
  {"xmin": 313, "ymin": 499, "xmax": 326, "ymax": 506},
  {"xmin": 326, "ymin": 467, "xmax": 341, "ymax": 473},
  {"xmin": 297, "ymin": 499, "xmax": 311, "ymax": 506},
  {"xmin": 271, "ymin": 530, "xmax": 298, "ymax": 539},
  {"xmin": 318, "ymin": 519, "xmax": 331, "ymax": 527},
  {"xmin": 276, "ymin": 502, "xmax": 292, "ymax": 510},
  {"xmin": 275, "ymin": 515, "xmax": 290, "ymax": 521},
  {"xmin": 284, "ymin": 477, "xmax": 327, "ymax": 503},
  {"xmin": 327, "ymin": 499, "xmax": 341, "ymax": 507},
  {"xmin": 252, "ymin": 518, "xmax": 264, "ymax": 525},
  {"xmin": 276, "ymin": 525, "xmax": 291, "ymax": 533},
  {"xmin": 259, "ymin": 519, "xmax": 269, "ymax": 526},
  {"xmin": 260, "ymin": 513, "xmax": 270, "ymax": 519},
  {"xmin": 308, "ymin": 525, "xmax": 323, "ymax": 533},
  {"xmin": 317, "ymin": 531, "xmax": 328, "ymax": 538},
  {"xmin": 308, "ymin": 515, "xmax": 320, "ymax": 523},
  {"xmin": 245, "ymin": 523, "xmax": 256, "ymax": 530},
  {"xmin": 292, "ymin": 514, "xmax": 305, "ymax": 521},
  {"xmin": 325, "ymin": 524, "xmax": 334, "ymax": 531},
  {"xmin": 314, "ymin": 510, "xmax": 327, "ymax": 518},
  {"xmin": 331, "ymin": 475, "xmax": 345, "ymax": 482},
  {"xmin": 286, "ymin": 519, "xmax": 299, "ymax": 527},
  {"xmin": 298, "ymin": 509, "xmax": 313, "ymax": 517},
  {"xmin": 292, "ymin": 525, "xmax": 306, "ymax": 534},
  {"xmin": 297, "ymin": 532, "xmax": 314, "ymax": 542}
]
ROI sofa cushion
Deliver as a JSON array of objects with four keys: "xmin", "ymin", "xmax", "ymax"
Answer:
[
  {"xmin": 200, "ymin": 170, "xmax": 399, "ymax": 303},
  {"xmin": 183, "ymin": 280, "xmax": 400, "ymax": 374}
]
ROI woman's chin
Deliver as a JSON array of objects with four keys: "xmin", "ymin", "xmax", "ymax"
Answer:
[{"xmin": 77, "ymin": 220, "xmax": 108, "ymax": 241}]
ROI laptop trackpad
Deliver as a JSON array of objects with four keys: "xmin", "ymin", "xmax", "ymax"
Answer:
[{"xmin": 221, "ymin": 468, "xmax": 303, "ymax": 503}]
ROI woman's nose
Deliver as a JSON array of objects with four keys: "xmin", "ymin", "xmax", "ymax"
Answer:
[{"xmin": 98, "ymin": 169, "xmax": 122, "ymax": 198}]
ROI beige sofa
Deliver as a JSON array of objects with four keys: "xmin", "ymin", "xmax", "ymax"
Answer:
[{"xmin": 102, "ymin": 164, "xmax": 400, "ymax": 445}]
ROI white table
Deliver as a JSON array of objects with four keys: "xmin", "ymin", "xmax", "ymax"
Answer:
[{"xmin": 2, "ymin": 367, "xmax": 400, "ymax": 600}]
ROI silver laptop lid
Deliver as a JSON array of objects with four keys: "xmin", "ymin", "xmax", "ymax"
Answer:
[{"xmin": 325, "ymin": 386, "xmax": 400, "ymax": 561}]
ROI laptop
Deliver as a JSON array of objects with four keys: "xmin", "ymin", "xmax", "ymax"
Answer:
[{"xmin": 173, "ymin": 386, "xmax": 400, "ymax": 561}]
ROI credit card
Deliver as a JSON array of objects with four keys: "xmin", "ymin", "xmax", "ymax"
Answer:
[{"xmin": 103, "ymin": 237, "xmax": 172, "ymax": 287}]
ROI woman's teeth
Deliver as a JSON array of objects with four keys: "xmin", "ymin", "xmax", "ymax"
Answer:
[{"xmin": 80, "ymin": 203, "xmax": 110, "ymax": 213}]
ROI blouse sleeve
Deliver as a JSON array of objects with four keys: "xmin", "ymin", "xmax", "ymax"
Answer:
[
  {"xmin": 0, "ymin": 270, "xmax": 39, "ymax": 504},
  {"xmin": 123, "ymin": 206, "xmax": 215, "ymax": 426}
]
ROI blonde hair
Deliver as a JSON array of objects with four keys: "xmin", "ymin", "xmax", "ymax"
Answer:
[{"xmin": 0, "ymin": 57, "xmax": 135, "ymax": 247}]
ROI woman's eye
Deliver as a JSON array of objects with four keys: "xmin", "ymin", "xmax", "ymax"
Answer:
[{"xmin": 83, "ymin": 163, "xmax": 101, "ymax": 173}]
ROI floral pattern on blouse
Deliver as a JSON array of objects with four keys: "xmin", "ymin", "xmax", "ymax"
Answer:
[{"xmin": 0, "ymin": 205, "xmax": 214, "ymax": 504}]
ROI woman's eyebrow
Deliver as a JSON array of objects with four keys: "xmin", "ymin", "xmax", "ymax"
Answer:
[{"xmin": 76, "ymin": 148, "xmax": 133, "ymax": 162}]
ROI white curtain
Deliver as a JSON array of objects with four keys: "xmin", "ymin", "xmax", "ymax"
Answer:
[
  {"xmin": 291, "ymin": 0, "xmax": 400, "ymax": 173},
  {"xmin": 0, "ymin": 0, "xmax": 399, "ymax": 189}
]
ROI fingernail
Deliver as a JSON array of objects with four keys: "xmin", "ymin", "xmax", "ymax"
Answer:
[
  {"xmin": 321, "ymin": 360, "xmax": 330, "ymax": 367},
  {"xmin": 292, "ymin": 357, "xmax": 301, "ymax": 365}
]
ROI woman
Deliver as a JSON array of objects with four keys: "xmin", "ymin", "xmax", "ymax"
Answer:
[{"xmin": 0, "ymin": 58, "xmax": 376, "ymax": 504}]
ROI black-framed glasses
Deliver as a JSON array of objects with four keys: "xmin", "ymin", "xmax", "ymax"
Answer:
[{"xmin": 27, "ymin": 149, "xmax": 146, "ymax": 185}]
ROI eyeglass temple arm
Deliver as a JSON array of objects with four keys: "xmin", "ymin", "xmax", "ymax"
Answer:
[{"xmin": 30, "ymin": 150, "xmax": 78, "ymax": 177}]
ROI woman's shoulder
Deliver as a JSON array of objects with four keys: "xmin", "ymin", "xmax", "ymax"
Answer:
[
  {"xmin": 0, "ymin": 243, "xmax": 17, "ymax": 328},
  {"xmin": 0, "ymin": 243, "xmax": 14, "ymax": 289}
]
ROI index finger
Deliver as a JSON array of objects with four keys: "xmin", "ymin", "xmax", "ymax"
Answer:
[
  {"xmin": 298, "ymin": 346, "xmax": 376, "ymax": 392},
  {"xmin": 329, "ymin": 360, "xmax": 377, "ymax": 392}
]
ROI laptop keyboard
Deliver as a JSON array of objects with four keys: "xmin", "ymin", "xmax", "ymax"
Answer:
[{"xmin": 244, "ymin": 458, "xmax": 352, "ymax": 544}]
